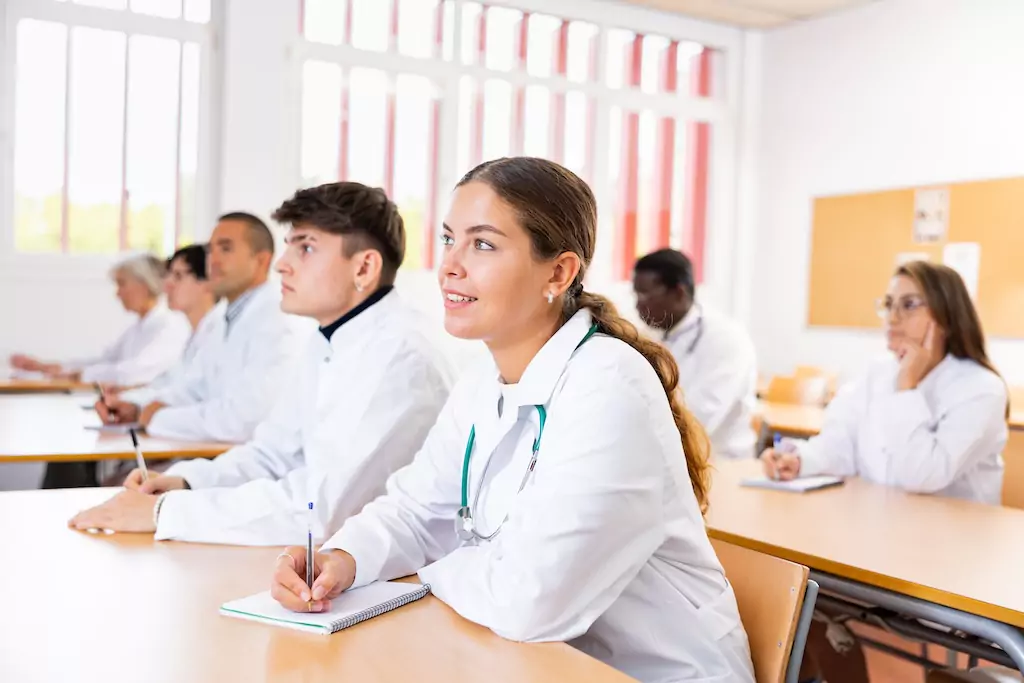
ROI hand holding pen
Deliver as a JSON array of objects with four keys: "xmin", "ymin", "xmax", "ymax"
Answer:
[{"xmin": 761, "ymin": 432, "xmax": 801, "ymax": 481}]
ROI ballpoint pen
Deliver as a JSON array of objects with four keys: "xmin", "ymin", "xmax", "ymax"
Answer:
[
  {"xmin": 307, "ymin": 502, "xmax": 314, "ymax": 611},
  {"xmin": 129, "ymin": 428, "xmax": 148, "ymax": 482}
]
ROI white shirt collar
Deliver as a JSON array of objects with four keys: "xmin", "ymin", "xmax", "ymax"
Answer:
[
  {"xmin": 493, "ymin": 309, "xmax": 597, "ymax": 410},
  {"xmin": 664, "ymin": 303, "xmax": 701, "ymax": 344}
]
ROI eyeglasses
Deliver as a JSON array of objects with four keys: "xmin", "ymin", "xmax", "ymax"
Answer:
[
  {"xmin": 874, "ymin": 295, "xmax": 928, "ymax": 319},
  {"xmin": 165, "ymin": 270, "xmax": 197, "ymax": 283}
]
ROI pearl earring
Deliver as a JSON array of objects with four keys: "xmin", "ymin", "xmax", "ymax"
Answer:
[
  {"xmin": 546, "ymin": 292, "xmax": 554, "ymax": 304},
  {"xmin": 355, "ymin": 282, "xmax": 364, "ymax": 293}
]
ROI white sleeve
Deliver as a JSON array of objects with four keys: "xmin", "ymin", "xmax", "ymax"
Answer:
[
  {"xmin": 145, "ymin": 325, "xmax": 294, "ymax": 443},
  {"xmin": 683, "ymin": 329, "xmax": 756, "ymax": 436},
  {"xmin": 162, "ymin": 383, "xmax": 304, "ymax": 490},
  {"xmin": 79, "ymin": 318, "xmax": 190, "ymax": 386},
  {"xmin": 871, "ymin": 385, "xmax": 1008, "ymax": 494},
  {"xmin": 321, "ymin": 379, "xmax": 472, "ymax": 587},
  {"xmin": 155, "ymin": 347, "xmax": 449, "ymax": 546},
  {"xmin": 415, "ymin": 372, "xmax": 667, "ymax": 643},
  {"xmin": 794, "ymin": 379, "xmax": 864, "ymax": 478}
]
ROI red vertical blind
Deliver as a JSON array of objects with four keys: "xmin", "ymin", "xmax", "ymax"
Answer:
[
  {"xmin": 614, "ymin": 35, "xmax": 643, "ymax": 281},
  {"xmin": 297, "ymin": 0, "xmax": 716, "ymax": 276},
  {"xmin": 685, "ymin": 48, "xmax": 712, "ymax": 284}
]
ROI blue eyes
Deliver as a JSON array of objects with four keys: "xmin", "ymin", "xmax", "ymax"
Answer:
[{"xmin": 440, "ymin": 234, "xmax": 454, "ymax": 246}]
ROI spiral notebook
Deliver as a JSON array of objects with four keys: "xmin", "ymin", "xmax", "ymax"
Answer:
[
  {"xmin": 220, "ymin": 581, "xmax": 430, "ymax": 635},
  {"xmin": 740, "ymin": 475, "xmax": 844, "ymax": 493}
]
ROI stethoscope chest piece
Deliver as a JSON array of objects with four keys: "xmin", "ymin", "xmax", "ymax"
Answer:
[{"xmin": 455, "ymin": 506, "xmax": 475, "ymax": 541}]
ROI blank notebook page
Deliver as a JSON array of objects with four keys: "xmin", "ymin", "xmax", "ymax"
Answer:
[{"xmin": 220, "ymin": 581, "xmax": 430, "ymax": 635}]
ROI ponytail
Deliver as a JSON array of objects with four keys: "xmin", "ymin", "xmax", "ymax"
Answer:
[{"xmin": 575, "ymin": 290, "xmax": 712, "ymax": 514}]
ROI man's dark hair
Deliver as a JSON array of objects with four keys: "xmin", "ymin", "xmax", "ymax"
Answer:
[
  {"xmin": 218, "ymin": 211, "xmax": 275, "ymax": 255},
  {"xmin": 169, "ymin": 244, "xmax": 209, "ymax": 281},
  {"xmin": 272, "ymin": 182, "xmax": 405, "ymax": 286},
  {"xmin": 634, "ymin": 248, "xmax": 695, "ymax": 298}
]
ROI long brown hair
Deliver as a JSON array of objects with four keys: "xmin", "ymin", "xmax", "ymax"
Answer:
[
  {"xmin": 458, "ymin": 157, "xmax": 712, "ymax": 513},
  {"xmin": 895, "ymin": 261, "xmax": 1008, "ymax": 415}
]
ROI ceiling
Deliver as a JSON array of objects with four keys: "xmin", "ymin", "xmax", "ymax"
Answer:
[{"xmin": 618, "ymin": 0, "xmax": 879, "ymax": 29}]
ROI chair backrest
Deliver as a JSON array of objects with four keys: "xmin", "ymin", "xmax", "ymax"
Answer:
[
  {"xmin": 793, "ymin": 366, "xmax": 838, "ymax": 398},
  {"xmin": 764, "ymin": 376, "xmax": 829, "ymax": 406},
  {"xmin": 1001, "ymin": 429, "xmax": 1024, "ymax": 510},
  {"xmin": 711, "ymin": 538, "xmax": 810, "ymax": 683}
]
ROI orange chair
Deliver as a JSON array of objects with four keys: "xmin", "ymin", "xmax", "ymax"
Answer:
[
  {"xmin": 764, "ymin": 376, "xmax": 830, "ymax": 407},
  {"xmin": 711, "ymin": 538, "xmax": 818, "ymax": 683},
  {"xmin": 793, "ymin": 366, "xmax": 838, "ymax": 400}
]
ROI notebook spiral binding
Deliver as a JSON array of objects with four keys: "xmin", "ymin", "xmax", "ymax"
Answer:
[{"xmin": 327, "ymin": 584, "xmax": 431, "ymax": 633}]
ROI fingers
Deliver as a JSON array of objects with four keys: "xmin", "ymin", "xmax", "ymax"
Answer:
[
  {"xmin": 776, "ymin": 453, "xmax": 801, "ymax": 480},
  {"xmin": 312, "ymin": 550, "xmax": 354, "ymax": 601},
  {"xmin": 759, "ymin": 449, "xmax": 779, "ymax": 479},
  {"xmin": 139, "ymin": 475, "xmax": 183, "ymax": 495},
  {"xmin": 123, "ymin": 469, "xmax": 144, "ymax": 490},
  {"xmin": 69, "ymin": 505, "xmax": 110, "ymax": 531},
  {"xmin": 270, "ymin": 547, "xmax": 317, "ymax": 612}
]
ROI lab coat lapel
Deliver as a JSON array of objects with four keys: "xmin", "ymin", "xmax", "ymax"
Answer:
[{"xmin": 467, "ymin": 310, "xmax": 594, "ymax": 491}]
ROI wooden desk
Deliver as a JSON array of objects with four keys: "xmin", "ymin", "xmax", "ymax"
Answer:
[
  {"xmin": 706, "ymin": 459, "xmax": 1024, "ymax": 629},
  {"xmin": 754, "ymin": 401, "xmax": 825, "ymax": 438},
  {"xmin": 0, "ymin": 489, "xmax": 634, "ymax": 683},
  {"xmin": 0, "ymin": 377, "xmax": 91, "ymax": 393},
  {"xmin": 0, "ymin": 395, "xmax": 229, "ymax": 462}
]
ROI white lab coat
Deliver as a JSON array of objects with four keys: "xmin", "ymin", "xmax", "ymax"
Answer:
[
  {"xmin": 124, "ymin": 305, "xmax": 225, "ymax": 401},
  {"xmin": 664, "ymin": 304, "xmax": 757, "ymax": 460},
  {"xmin": 323, "ymin": 310, "xmax": 755, "ymax": 683},
  {"xmin": 796, "ymin": 354, "xmax": 1007, "ymax": 504},
  {"xmin": 130, "ymin": 282, "xmax": 298, "ymax": 443},
  {"xmin": 153, "ymin": 291, "xmax": 454, "ymax": 545},
  {"xmin": 65, "ymin": 303, "xmax": 190, "ymax": 386}
]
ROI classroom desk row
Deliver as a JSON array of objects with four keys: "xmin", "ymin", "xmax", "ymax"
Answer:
[
  {"xmin": 0, "ymin": 487, "xmax": 632, "ymax": 683},
  {"xmin": 4, "ymin": 460, "xmax": 1023, "ymax": 681},
  {"xmin": 0, "ymin": 394, "xmax": 229, "ymax": 463},
  {"xmin": 0, "ymin": 376, "xmax": 92, "ymax": 394}
]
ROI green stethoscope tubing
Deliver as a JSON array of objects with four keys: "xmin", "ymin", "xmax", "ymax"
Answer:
[{"xmin": 458, "ymin": 322, "xmax": 600, "ymax": 512}]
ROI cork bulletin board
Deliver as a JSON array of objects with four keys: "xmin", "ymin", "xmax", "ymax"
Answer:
[{"xmin": 807, "ymin": 177, "xmax": 1024, "ymax": 338}]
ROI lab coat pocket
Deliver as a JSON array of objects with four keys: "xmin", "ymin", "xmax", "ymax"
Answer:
[{"xmin": 696, "ymin": 581, "xmax": 742, "ymax": 643}]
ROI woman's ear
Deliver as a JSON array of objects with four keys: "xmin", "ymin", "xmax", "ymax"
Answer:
[{"xmin": 548, "ymin": 252, "xmax": 581, "ymax": 296}]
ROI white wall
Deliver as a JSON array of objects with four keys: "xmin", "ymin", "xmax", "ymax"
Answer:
[{"xmin": 749, "ymin": 0, "xmax": 1024, "ymax": 385}]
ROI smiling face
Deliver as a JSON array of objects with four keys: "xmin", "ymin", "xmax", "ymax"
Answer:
[
  {"xmin": 437, "ymin": 182, "xmax": 572, "ymax": 343},
  {"xmin": 882, "ymin": 274, "xmax": 941, "ymax": 353},
  {"xmin": 275, "ymin": 225, "xmax": 362, "ymax": 326}
]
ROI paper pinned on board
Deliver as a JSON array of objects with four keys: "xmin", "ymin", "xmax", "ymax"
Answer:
[
  {"xmin": 942, "ymin": 242, "xmax": 981, "ymax": 299},
  {"xmin": 913, "ymin": 187, "xmax": 949, "ymax": 243}
]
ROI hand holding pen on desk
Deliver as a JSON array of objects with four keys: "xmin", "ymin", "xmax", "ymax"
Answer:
[
  {"xmin": 760, "ymin": 433, "xmax": 802, "ymax": 481},
  {"xmin": 271, "ymin": 508, "xmax": 357, "ymax": 614},
  {"xmin": 95, "ymin": 396, "xmax": 141, "ymax": 425},
  {"xmin": 68, "ymin": 428, "xmax": 158, "ymax": 534}
]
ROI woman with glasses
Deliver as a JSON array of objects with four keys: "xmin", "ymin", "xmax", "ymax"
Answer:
[{"xmin": 761, "ymin": 260, "xmax": 1008, "ymax": 505}]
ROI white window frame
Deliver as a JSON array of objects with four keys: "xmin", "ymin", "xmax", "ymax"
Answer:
[
  {"xmin": 285, "ymin": 0, "xmax": 744, "ymax": 296},
  {"xmin": 0, "ymin": 0, "xmax": 222, "ymax": 271}
]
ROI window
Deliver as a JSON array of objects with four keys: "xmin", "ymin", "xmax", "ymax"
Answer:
[
  {"xmin": 6, "ymin": 0, "xmax": 215, "ymax": 255},
  {"xmin": 296, "ymin": 0, "xmax": 724, "ymax": 278}
]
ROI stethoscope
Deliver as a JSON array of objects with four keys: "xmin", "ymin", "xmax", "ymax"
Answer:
[
  {"xmin": 455, "ymin": 323, "xmax": 599, "ymax": 543},
  {"xmin": 664, "ymin": 304, "xmax": 704, "ymax": 355}
]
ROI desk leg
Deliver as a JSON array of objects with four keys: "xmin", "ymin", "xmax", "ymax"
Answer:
[{"xmin": 811, "ymin": 571, "xmax": 1024, "ymax": 674}]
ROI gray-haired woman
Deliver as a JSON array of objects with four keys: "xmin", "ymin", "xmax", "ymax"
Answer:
[{"xmin": 9, "ymin": 253, "xmax": 190, "ymax": 387}]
